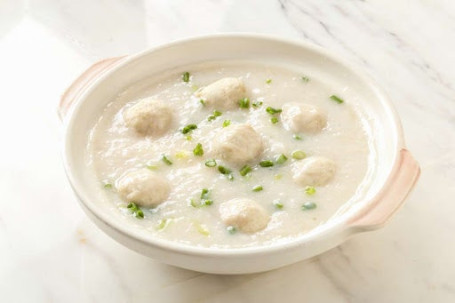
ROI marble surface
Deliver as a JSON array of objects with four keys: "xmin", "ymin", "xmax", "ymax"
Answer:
[{"xmin": 0, "ymin": 0, "xmax": 454, "ymax": 302}]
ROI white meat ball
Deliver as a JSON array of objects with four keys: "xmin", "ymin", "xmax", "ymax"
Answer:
[
  {"xmin": 117, "ymin": 169, "xmax": 170, "ymax": 207},
  {"xmin": 124, "ymin": 98, "xmax": 173, "ymax": 136},
  {"xmin": 281, "ymin": 103, "xmax": 327, "ymax": 133},
  {"xmin": 292, "ymin": 156, "xmax": 336, "ymax": 186},
  {"xmin": 194, "ymin": 77, "xmax": 246, "ymax": 110},
  {"xmin": 219, "ymin": 198, "xmax": 270, "ymax": 233},
  {"xmin": 213, "ymin": 124, "xmax": 264, "ymax": 165}
]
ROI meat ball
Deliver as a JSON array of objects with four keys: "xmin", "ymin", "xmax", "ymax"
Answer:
[
  {"xmin": 281, "ymin": 103, "xmax": 327, "ymax": 133},
  {"xmin": 124, "ymin": 98, "xmax": 173, "ymax": 136},
  {"xmin": 117, "ymin": 169, "xmax": 170, "ymax": 207},
  {"xmin": 292, "ymin": 156, "xmax": 336, "ymax": 186},
  {"xmin": 194, "ymin": 77, "xmax": 246, "ymax": 110},
  {"xmin": 213, "ymin": 124, "xmax": 264, "ymax": 165},
  {"xmin": 219, "ymin": 198, "xmax": 270, "ymax": 233}
]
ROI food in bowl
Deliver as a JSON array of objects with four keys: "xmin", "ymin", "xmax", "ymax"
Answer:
[{"xmin": 86, "ymin": 61, "xmax": 374, "ymax": 248}]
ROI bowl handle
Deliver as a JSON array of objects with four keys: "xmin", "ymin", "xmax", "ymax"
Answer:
[
  {"xmin": 58, "ymin": 56, "xmax": 126, "ymax": 120},
  {"xmin": 349, "ymin": 149, "xmax": 420, "ymax": 230}
]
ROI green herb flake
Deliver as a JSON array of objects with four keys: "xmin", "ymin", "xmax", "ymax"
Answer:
[
  {"xmin": 200, "ymin": 188, "xmax": 210, "ymax": 200},
  {"xmin": 157, "ymin": 218, "xmax": 172, "ymax": 231},
  {"xmin": 103, "ymin": 182, "xmax": 113, "ymax": 189},
  {"xmin": 227, "ymin": 174, "xmax": 234, "ymax": 181},
  {"xmin": 252, "ymin": 101, "xmax": 263, "ymax": 108},
  {"xmin": 266, "ymin": 79, "xmax": 272, "ymax": 84},
  {"xmin": 271, "ymin": 117, "xmax": 279, "ymax": 124},
  {"xmin": 239, "ymin": 165, "xmax": 252, "ymax": 176},
  {"xmin": 259, "ymin": 160, "xmax": 274, "ymax": 167},
  {"xmin": 302, "ymin": 202, "xmax": 317, "ymax": 210},
  {"xmin": 203, "ymin": 199, "xmax": 213, "ymax": 206},
  {"xmin": 208, "ymin": 110, "xmax": 222, "ymax": 121},
  {"xmin": 194, "ymin": 222, "xmax": 210, "ymax": 236},
  {"xmin": 182, "ymin": 124, "xmax": 197, "ymax": 134},
  {"xmin": 205, "ymin": 159, "xmax": 217, "ymax": 167},
  {"xmin": 276, "ymin": 154, "xmax": 288, "ymax": 165},
  {"xmin": 191, "ymin": 84, "xmax": 199, "ymax": 91},
  {"xmin": 218, "ymin": 165, "xmax": 231, "ymax": 175},
  {"xmin": 127, "ymin": 202, "xmax": 144, "ymax": 219},
  {"xmin": 182, "ymin": 72, "xmax": 190, "ymax": 83},
  {"xmin": 227, "ymin": 225, "xmax": 237, "ymax": 234},
  {"xmin": 330, "ymin": 95, "xmax": 344, "ymax": 104},
  {"xmin": 199, "ymin": 99, "xmax": 206, "ymax": 106},
  {"xmin": 239, "ymin": 97, "xmax": 250, "ymax": 109},
  {"xmin": 266, "ymin": 106, "xmax": 282, "ymax": 115},
  {"xmin": 293, "ymin": 134, "xmax": 303, "ymax": 140},
  {"xmin": 305, "ymin": 186, "xmax": 316, "ymax": 195},
  {"xmin": 273, "ymin": 200, "xmax": 284, "ymax": 210},
  {"xmin": 185, "ymin": 135, "xmax": 193, "ymax": 141},
  {"xmin": 146, "ymin": 164, "xmax": 158, "ymax": 170},
  {"xmin": 302, "ymin": 76, "xmax": 310, "ymax": 83},
  {"xmin": 252, "ymin": 185, "xmax": 263, "ymax": 192},
  {"xmin": 190, "ymin": 199, "xmax": 199, "ymax": 208},
  {"xmin": 292, "ymin": 150, "xmax": 306, "ymax": 160},
  {"xmin": 193, "ymin": 143, "xmax": 204, "ymax": 157},
  {"xmin": 161, "ymin": 155, "xmax": 173, "ymax": 165},
  {"xmin": 222, "ymin": 119, "xmax": 231, "ymax": 128}
]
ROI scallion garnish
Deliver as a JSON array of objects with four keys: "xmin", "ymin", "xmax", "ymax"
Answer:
[
  {"xmin": 205, "ymin": 159, "xmax": 217, "ymax": 167},
  {"xmin": 293, "ymin": 134, "xmax": 303, "ymax": 140},
  {"xmin": 276, "ymin": 154, "xmax": 288, "ymax": 165},
  {"xmin": 291, "ymin": 150, "xmax": 306, "ymax": 160},
  {"xmin": 182, "ymin": 72, "xmax": 190, "ymax": 82},
  {"xmin": 273, "ymin": 200, "xmax": 284, "ymax": 210},
  {"xmin": 301, "ymin": 76, "xmax": 310, "ymax": 82},
  {"xmin": 252, "ymin": 185, "xmax": 263, "ymax": 192},
  {"xmin": 182, "ymin": 124, "xmax": 197, "ymax": 134},
  {"xmin": 239, "ymin": 97, "xmax": 250, "ymax": 109},
  {"xmin": 239, "ymin": 165, "xmax": 252, "ymax": 176},
  {"xmin": 156, "ymin": 218, "xmax": 172, "ymax": 231},
  {"xmin": 208, "ymin": 110, "xmax": 222, "ymax": 121},
  {"xmin": 193, "ymin": 143, "xmax": 204, "ymax": 156},
  {"xmin": 185, "ymin": 135, "xmax": 192, "ymax": 141},
  {"xmin": 266, "ymin": 79, "xmax": 272, "ymax": 84},
  {"xmin": 259, "ymin": 160, "xmax": 274, "ymax": 167},
  {"xmin": 305, "ymin": 186, "xmax": 316, "ymax": 195},
  {"xmin": 223, "ymin": 119, "xmax": 231, "ymax": 127},
  {"xmin": 266, "ymin": 106, "xmax": 282, "ymax": 115},
  {"xmin": 200, "ymin": 188, "xmax": 210, "ymax": 200},
  {"xmin": 103, "ymin": 182, "xmax": 113, "ymax": 189},
  {"xmin": 199, "ymin": 99, "xmax": 206, "ymax": 106},
  {"xmin": 227, "ymin": 225, "xmax": 237, "ymax": 234},
  {"xmin": 218, "ymin": 165, "xmax": 234, "ymax": 181},
  {"xmin": 330, "ymin": 95, "xmax": 344, "ymax": 104},
  {"xmin": 252, "ymin": 101, "xmax": 263, "ymax": 108},
  {"xmin": 302, "ymin": 202, "xmax": 317, "ymax": 210},
  {"xmin": 271, "ymin": 117, "xmax": 279, "ymax": 124},
  {"xmin": 127, "ymin": 202, "xmax": 144, "ymax": 219},
  {"xmin": 162, "ymin": 154, "xmax": 173, "ymax": 165}
]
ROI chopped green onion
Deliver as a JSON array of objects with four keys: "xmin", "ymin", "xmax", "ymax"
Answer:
[
  {"xmin": 330, "ymin": 95, "xmax": 344, "ymax": 104},
  {"xmin": 182, "ymin": 72, "xmax": 190, "ymax": 82},
  {"xmin": 161, "ymin": 155, "xmax": 173, "ymax": 165},
  {"xmin": 239, "ymin": 165, "xmax": 252, "ymax": 176},
  {"xmin": 227, "ymin": 174, "xmax": 234, "ymax": 181},
  {"xmin": 293, "ymin": 134, "xmax": 303, "ymax": 140},
  {"xmin": 175, "ymin": 151, "xmax": 188, "ymax": 159},
  {"xmin": 185, "ymin": 135, "xmax": 192, "ymax": 141},
  {"xmin": 200, "ymin": 188, "xmax": 210, "ymax": 200},
  {"xmin": 266, "ymin": 79, "xmax": 272, "ymax": 84},
  {"xmin": 202, "ymin": 199, "xmax": 213, "ymax": 206},
  {"xmin": 146, "ymin": 163, "xmax": 158, "ymax": 170},
  {"xmin": 157, "ymin": 218, "xmax": 172, "ymax": 231},
  {"xmin": 194, "ymin": 222, "xmax": 210, "ymax": 236},
  {"xmin": 205, "ymin": 159, "xmax": 217, "ymax": 167},
  {"xmin": 182, "ymin": 124, "xmax": 197, "ymax": 134},
  {"xmin": 191, "ymin": 84, "xmax": 199, "ymax": 91},
  {"xmin": 227, "ymin": 225, "xmax": 237, "ymax": 234},
  {"xmin": 199, "ymin": 99, "xmax": 205, "ymax": 106},
  {"xmin": 190, "ymin": 199, "xmax": 199, "ymax": 208},
  {"xmin": 266, "ymin": 106, "xmax": 282, "ymax": 115},
  {"xmin": 239, "ymin": 97, "xmax": 250, "ymax": 109},
  {"xmin": 273, "ymin": 200, "xmax": 284, "ymax": 210},
  {"xmin": 223, "ymin": 119, "xmax": 231, "ymax": 128},
  {"xmin": 276, "ymin": 154, "xmax": 288, "ymax": 165},
  {"xmin": 193, "ymin": 143, "xmax": 204, "ymax": 156},
  {"xmin": 208, "ymin": 110, "xmax": 222, "ymax": 121},
  {"xmin": 305, "ymin": 186, "xmax": 316, "ymax": 195},
  {"xmin": 292, "ymin": 150, "xmax": 306, "ymax": 160},
  {"xmin": 302, "ymin": 202, "xmax": 317, "ymax": 210},
  {"xmin": 252, "ymin": 185, "xmax": 263, "ymax": 192},
  {"xmin": 218, "ymin": 166, "xmax": 231, "ymax": 175},
  {"xmin": 103, "ymin": 183, "xmax": 113, "ymax": 189},
  {"xmin": 259, "ymin": 160, "xmax": 274, "ymax": 167},
  {"xmin": 127, "ymin": 202, "xmax": 144, "ymax": 219},
  {"xmin": 271, "ymin": 117, "xmax": 279, "ymax": 124},
  {"xmin": 301, "ymin": 76, "xmax": 310, "ymax": 82},
  {"xmin": 252, "ymin": 101, "xmax": 263, "ymax": 108}
]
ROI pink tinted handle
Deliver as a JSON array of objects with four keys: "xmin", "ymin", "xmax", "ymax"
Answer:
[
  {"xmin": 58, "ymin": 56, "xmax": 126, "ymax": 120},
  {"xmin": 349, "ymin": 149, "xmax": 420, "ymax": 230}
]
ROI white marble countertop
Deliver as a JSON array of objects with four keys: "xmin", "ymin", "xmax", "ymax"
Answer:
[{"xmin": 0, "ymin": 0, "xmax": 454, "ymax": 302}]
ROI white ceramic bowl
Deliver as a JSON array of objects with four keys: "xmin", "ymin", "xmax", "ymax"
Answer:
[{"xmin": 60, "ymin": 34, "xmax": 420, "ymax": 274}]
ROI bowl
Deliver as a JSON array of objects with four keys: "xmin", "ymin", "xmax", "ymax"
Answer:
[{"xmin": 60, "ymin": 34, "xmax": 420, "ymax": 274}]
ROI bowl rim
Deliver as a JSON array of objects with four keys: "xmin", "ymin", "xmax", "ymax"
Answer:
[{"xmin": 63, "ymin": 33, "xmax": 405, "ymax": 257}]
